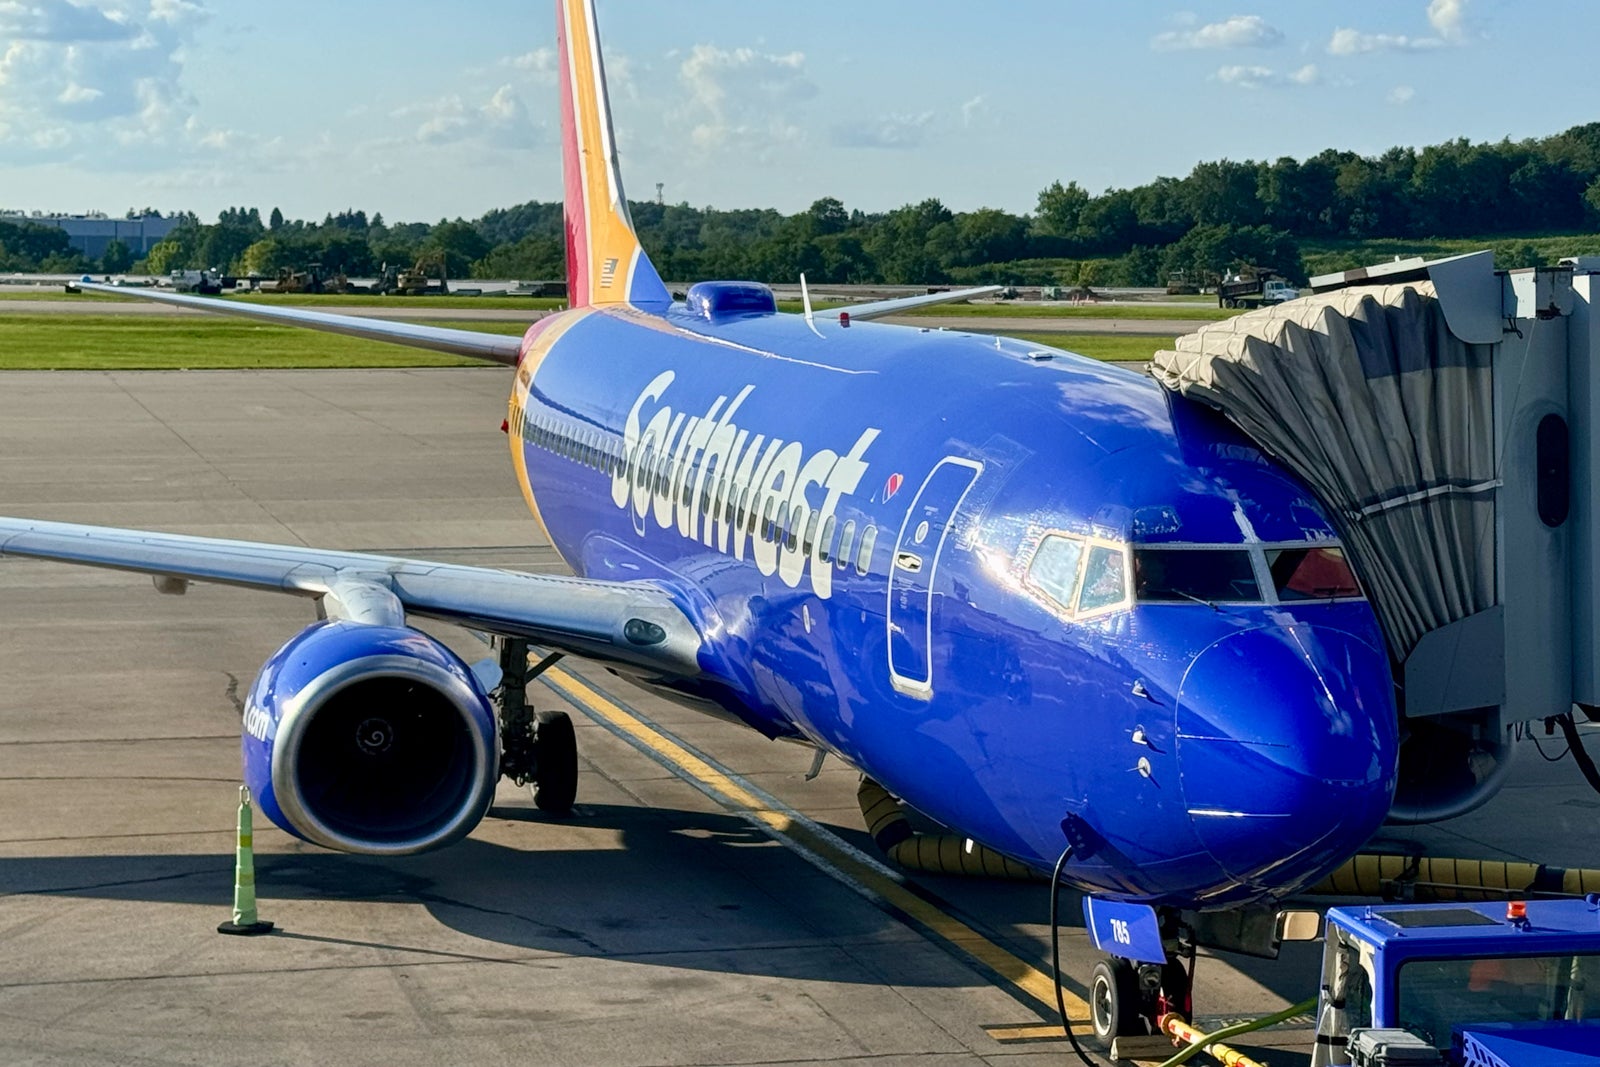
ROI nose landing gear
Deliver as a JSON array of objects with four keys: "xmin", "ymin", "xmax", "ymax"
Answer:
[{"xmin": 1082, "ymin": 906, "xmax": 1197, "ymax": 1052}]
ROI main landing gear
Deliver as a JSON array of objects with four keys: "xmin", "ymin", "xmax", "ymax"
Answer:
[
  {"xmin": 1084, "ymin": 909, "xmax": 1195, "ymax": 1052},
  {"xmin": 492, "ymin": 638, "xmax": 578, "ymax": 816}
]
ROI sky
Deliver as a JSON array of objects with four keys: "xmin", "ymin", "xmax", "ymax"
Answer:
[{"xmin": 0, "ymin": 0, "xmax": 1594, "ymax": 225}]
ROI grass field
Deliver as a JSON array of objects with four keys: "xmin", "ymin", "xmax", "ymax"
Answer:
[
  {"xmin": 0, "ymin": 310, "xmax": 1169, "ymax": 369},
  {"xmin": 772, "ymin": 299, "xmax": 1234, "ymax": 321},
  {"xmin": 0, "ymin": 315, "xmax": 519, "ymax": 369},
  {"xmin": 225, "ymin": 292, "xmax": 566, "ymax": 311},
  {"xmin": 982, "ymin": 331, "xmax": 1174, "ymax": 363},
  {"xmin": 1303, "ymin": 233, "xmax": 1600, "ymax": 276},
  {"xmin": 0, "ymin": 289, "xmax": 122, "ymax": 301}
]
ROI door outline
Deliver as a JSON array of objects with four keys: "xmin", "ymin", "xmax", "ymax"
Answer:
[{"xmin": 886, "ymin": 456, "xmax": 984, "ymax": 699}]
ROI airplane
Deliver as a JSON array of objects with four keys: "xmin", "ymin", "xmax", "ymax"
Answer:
[{"xmin": 0, "ymin": 0, "xmax": 1403, "ymax": 1047}]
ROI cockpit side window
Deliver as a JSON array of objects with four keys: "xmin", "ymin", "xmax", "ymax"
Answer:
[
  {"xmin": 1027, "ymin": 534, "xmax": 1086, "ymax": 612},
  {"xmin": 1077, "ymin": 545, "xmax": 1128, "ymax": 613},
  {"xmin": 1134, "ymin": 548, "xmax": 1260, "ymax": 603},
  {"xmin": 1268, "ymin": 546, "xmax": 1362, "ymax": 600}
]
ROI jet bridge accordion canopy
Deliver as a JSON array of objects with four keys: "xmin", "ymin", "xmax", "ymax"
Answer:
[
  {"xmin": 1152, "ymin": 252, "xmax": 1600, "ymax": 744},
  {"xmin": 1150, "ymin": 279, "xmax": 1495, "ymax": 665}
]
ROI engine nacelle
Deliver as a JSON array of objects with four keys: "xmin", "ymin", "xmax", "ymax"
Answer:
[
  {"xmin": 241, "ymin": 621, "xmax": 498, "ymax": 855},
  {"xmin": 1385, "ymin": 712, "xmax": 1515, "ymax": 824}
]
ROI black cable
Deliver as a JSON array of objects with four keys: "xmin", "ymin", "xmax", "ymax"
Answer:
[
  {"xmin": 1531, "ymin": 732, "xmax": 1570, "ymax": 763},
  {"xmin": 1558, "ymin": 713, "xmax": 1600, "ymax": 795},
  {"xmin": 1051, "ymin": 844, "xmax": 1105, "ymax": 1067}
]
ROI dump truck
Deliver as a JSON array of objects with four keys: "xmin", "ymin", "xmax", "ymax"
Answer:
[{"xmin": 1217, "ymin": 270, "xmax": 1298, "ymax": 308}]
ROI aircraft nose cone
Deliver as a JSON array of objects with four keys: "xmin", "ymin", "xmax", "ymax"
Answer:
[{"xmin": 1177, "ymin": 624, "xmax": 1397, "ymax": 894}]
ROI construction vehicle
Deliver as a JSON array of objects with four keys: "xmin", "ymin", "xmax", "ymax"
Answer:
[
  {"xmin": 375, "ymin": 254, "xmax": 448, "ymax": 297},
  {"xmin": 1217, "ymin": 268, "xmax": 1298, "ymax": 308},
  {"xmin": 269, "ymin": 264, "xmax": 350, "ymax": 295}
]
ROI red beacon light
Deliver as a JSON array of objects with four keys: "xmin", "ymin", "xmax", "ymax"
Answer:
[
  {"xmin": 1507, "ymin": 900, "xmax": 1529, "ymax": 925},
  {"xmin": 838, "ymin": 311, "xmax": 851, "ymax": 328}
]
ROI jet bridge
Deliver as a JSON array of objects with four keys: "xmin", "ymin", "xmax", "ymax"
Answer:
[{"xmin": 1151, "ymin": 251, "xmax": 1600, "ymax": 822}]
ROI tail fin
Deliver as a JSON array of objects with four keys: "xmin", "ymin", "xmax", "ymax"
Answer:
[{"xmin": 557, "ymin": 0, "xmax": 671, "ymax": 313}]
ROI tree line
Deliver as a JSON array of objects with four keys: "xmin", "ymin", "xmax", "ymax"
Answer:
[{"xmin": 9, "ymin": 122, "xmax": 1600, "ymax": 288}]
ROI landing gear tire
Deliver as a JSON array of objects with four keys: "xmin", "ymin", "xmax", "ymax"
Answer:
[
  {"xmin": 530, "ymin": 709, "xmax": 577, "ymax": 815},
  {"xmin": 1089, "ymin": 957, "xmax": 1141, "ymax": 1051}
]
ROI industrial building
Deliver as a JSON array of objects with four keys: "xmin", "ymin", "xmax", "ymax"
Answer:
[{"xmin": 0, "ymin": 212, "xmax": 179, "ymax": 259}]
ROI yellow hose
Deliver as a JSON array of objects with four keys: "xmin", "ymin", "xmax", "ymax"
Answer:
[
  {"xmin": 1157, "ymin": 996, "xmax": 1316, "ymax": 1067},
  {"xmin": 1309, "ymin": 853, "xmax": 1600, "ymax": 901},
  {"xmin": 857, "ymin": 778, "xmax": 1038, "ymax": 880}
]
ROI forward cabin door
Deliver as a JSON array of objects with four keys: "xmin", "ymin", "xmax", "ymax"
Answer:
[{"xmin": 887, "ymin": 457, "xmax": 983, "ymax": 698}]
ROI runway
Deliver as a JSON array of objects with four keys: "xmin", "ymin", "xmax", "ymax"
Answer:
[{"xmin": 3, "ymin": 369, "xmax": 1598, "ymax": 1065}]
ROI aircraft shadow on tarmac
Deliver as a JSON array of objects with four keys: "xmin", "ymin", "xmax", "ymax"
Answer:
[
  {"xmin": 0, "ymin": 801, "xmax": 1037, "ymax": 988},
  {"xmin": 0, "ymin": 799, "xmax": 1322, "ymax": 998}
]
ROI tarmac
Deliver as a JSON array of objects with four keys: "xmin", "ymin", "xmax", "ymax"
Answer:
[{"xmin": 3, "ymin": 368, "xmax": 1600, "ymax": 1066}]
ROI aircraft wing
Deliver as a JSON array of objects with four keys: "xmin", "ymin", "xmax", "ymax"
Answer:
[
  {"xmin": 0, "ymin": 517, "xmax": 701, "ymax": 676},
  {"xmin": 830, "ymin": 285, "xmax": 1002, "ymax": 321},
  {"xmin": 70, "ymin": 281, "xmax": 524, "ymax": 365}
]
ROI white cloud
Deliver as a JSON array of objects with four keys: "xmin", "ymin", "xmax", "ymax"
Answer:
[
  {"xmin": 0, "ymin": 1, "xmax": 136, "ymax": 42},
  {"xmin": 1327, "ymin": 28, "xmax": 1443, "ymax": 54},
  {"xmin": 960, "ymin": 95, "xmax": 986, "ymax": 127},
  {"xmin": 677, "ymin": 43, "xmax": 815, "ymax": 152},
  {"xmin": 1153, "ymin": 15, "xmax": 1283, "ymax": 51},
  {"xmin": 1388, "ymin": 84, "xmax": 1417, "ymax": 105},
  {"xmin": 1427, "ymin": 0, "xmax": 1467, "ymax": 42},
  {"xmin": 0, "ymin": 0, "xmax": 228, "ymax": 165},
  {"xmin": 1329, "ymin": 1, "xmax": 1471, "ymax": 55},
  {"xmin": 1215, "ymin": 63, "xmax": 1319, "ymax": 90},
  {"xmin": 508, "ymin": 46, "xmax": 557, "ymax": 84},
  {"xmin": 399, "ymin": 85, "xmax": 541, "ymax": 151},
  {"xmin": 830, "ymin": 111, "xmax": 936, "ymax": 150}
]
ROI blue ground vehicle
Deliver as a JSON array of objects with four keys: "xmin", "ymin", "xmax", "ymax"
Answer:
[{"xmin": 1315, "ymin": 899, "xmax": 1600, "ymax": 1065}]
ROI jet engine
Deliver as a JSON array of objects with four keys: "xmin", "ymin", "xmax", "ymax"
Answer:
[
  {"xmin": 240, "ymin": 620, "xmax": 498, "ymax": 855},
  {"xmin": 1385, "ymin": 712, "xmax": 1514, "ymax": 824}
]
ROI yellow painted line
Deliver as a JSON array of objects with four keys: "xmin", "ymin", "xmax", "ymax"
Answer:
[
  {"xmin": 983, "ymin": 1023, "xmax": 1075, "ymax": 1043},
  {"xmin": 542, "ymin": 665, "xmax": 1089, "ymax": 1025}
]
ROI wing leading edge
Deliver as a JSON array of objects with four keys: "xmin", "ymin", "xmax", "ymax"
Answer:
[
  {"xmin": 0, "ymin": 517, "xmax": 701, "ymax": 676},
  {"xmin": 69, "ymin": 281, "xmax": 525, "ymax": 365}
]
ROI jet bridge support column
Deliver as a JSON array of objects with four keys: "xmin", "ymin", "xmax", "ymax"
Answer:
[{"xmin": 1569, "ymin": 266, "xmax": 1600, "ymax": 714}]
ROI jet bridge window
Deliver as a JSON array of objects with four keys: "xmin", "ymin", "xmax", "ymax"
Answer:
[{"xmin": 1134, "ymin": 548, "xmax": 1261, "ymax": 604}]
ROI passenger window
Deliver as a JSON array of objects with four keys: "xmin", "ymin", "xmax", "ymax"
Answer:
[
  {"xmin": 818, "ymin": 515, "xmax": 837, "ymax": 562},
  {"xmin": 837, "ymin": 520, "xmax": 857, "ymax": 568},
  {"xmin": 856, "ymin": 525, "xmax": 876, "ymax": 575},
  {"xmin": 762, "ymin": 496, "xmax": 776, "ymax": 539},
  {"xmin": 1028, "ymin": 534, "xmax": 1085, "ymax": 610},
  {"xmin": 789, "ymin": 507, "xmax": 806, "ymax": 551},
  {"xmin": 1268, "ymin": 546, "xmax": 1361, "ymax": 600},
  {"xmin": 1077, "ymin": 546, "xmax": 1128, "ymax": 613},
  {"xmin": 774, "ymin": 502, "xmax": 790, "ymax": 543},
  {"xmin": 1134, "ymin": 548, "xmax": 1260, "ymax": 603},
  {"xmin": 803, "ymin": 509, "xmax": 819, "ymax": 555}
]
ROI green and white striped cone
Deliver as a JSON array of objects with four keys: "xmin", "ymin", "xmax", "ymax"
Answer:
[{"xmin": 217, "ymin": 785, "xmax": 274, "ymax": 936}]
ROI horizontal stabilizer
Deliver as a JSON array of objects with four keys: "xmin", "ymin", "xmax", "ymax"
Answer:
[
  {"xmin": 829, "ymin": 285, "xmax": 1002, "ymax": 321},
  {"xmin": 71, "ymin": 282, "xmax": 524, "ymax": 365}
]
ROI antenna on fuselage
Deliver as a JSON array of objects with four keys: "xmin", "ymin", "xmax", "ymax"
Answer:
[{"xmin": 800, "ymin": 273, "xmax": 824, "ymax": 339}]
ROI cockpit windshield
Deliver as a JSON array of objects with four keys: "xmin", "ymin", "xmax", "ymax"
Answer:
[
  {"xmin": 1267, "ymin": 546, "xmax": 1361, "ymax": 600},
  {"xmin": 1134, "ymin": 548, "xmax": 1259, "ymax": 603}
]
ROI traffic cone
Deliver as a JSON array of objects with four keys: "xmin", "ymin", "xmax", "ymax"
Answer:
[{"xmin": 217, "ymin": 785, "xmax": 274, "ymax": 936}]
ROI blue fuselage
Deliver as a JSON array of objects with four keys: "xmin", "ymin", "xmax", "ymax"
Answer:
[{"xmin": 509, "ymin": 300, "xmax": 1399, "ymax": 908}]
